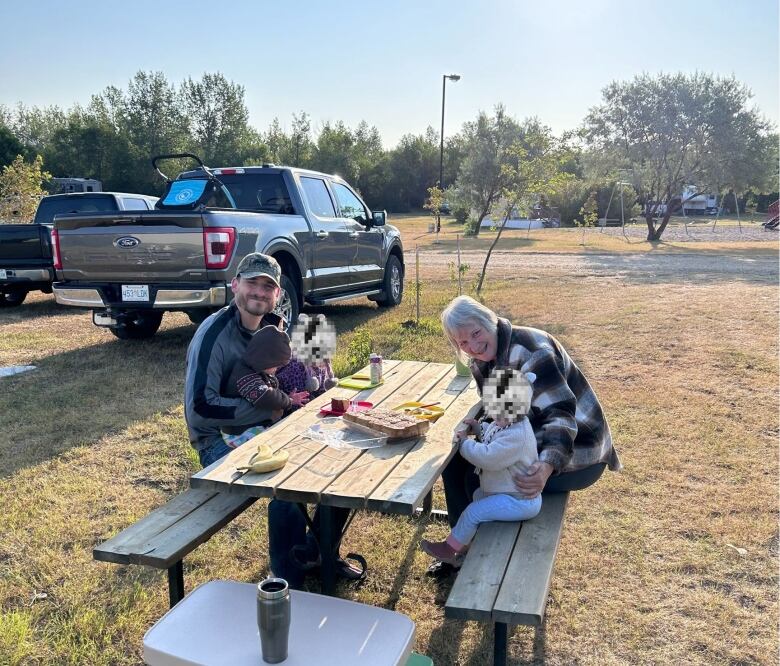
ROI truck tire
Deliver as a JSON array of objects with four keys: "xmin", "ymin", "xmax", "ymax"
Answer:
[
  {"xmin": 110, "ymin": 310, "xmax": 164, "ymax": 340},
  {"xmin": 376, "ymin": 256, "xmax": 403, "ymax": 307},
  {"xmin": 275, "ymin": 273, "xmax": 300, "ymax": 330},
  {"xmin": 0, "ymin": 290, "xmax": 28, "ymax": 307}
]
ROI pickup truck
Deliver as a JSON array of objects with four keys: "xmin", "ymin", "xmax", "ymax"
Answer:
[
  {"xmin": 52, "ymin": 158, "xmax": 405, "ymax": 339},
  {"xmin": 0, "ymin": 192, "xmax": 157, "ymax": 307}
]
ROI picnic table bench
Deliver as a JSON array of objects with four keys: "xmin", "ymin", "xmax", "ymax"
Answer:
[
  {"xmin": 444, "ymin": 491, "xmax": 569, "ymax": 666},
  {"xmin": 93, "ymin": 488, "xmax": 256, "ymax": 607}
]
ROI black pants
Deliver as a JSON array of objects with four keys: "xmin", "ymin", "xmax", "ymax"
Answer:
[{"xmin": 441, "ymin": 451, "xmax": 606, "ymax": 529}]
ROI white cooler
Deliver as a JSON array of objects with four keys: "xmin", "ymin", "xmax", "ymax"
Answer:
[{"xmin": 143, "ymin": 580, "xmax": 416, "ymax": 666}]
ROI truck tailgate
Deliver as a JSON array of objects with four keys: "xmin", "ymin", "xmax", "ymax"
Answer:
[
  {"xmin": 56, "ymin": 211, "xmax": 208, "ymax": 281},
  {"xmin": 0, "ymin": 225, "xmax": 50, "ymax": 262}
]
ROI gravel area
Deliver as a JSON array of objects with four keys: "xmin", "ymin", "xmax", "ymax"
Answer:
[{"xmin": 418, "ymin": 226, "xmax": 779, "ymax": 282}]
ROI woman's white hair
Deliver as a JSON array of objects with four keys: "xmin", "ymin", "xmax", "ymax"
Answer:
[{"xmin": 440, "ymin": 296, "xmax": 498, "ymax": 358}]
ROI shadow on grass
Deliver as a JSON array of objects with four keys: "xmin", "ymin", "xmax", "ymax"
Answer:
[
  {"xmin": 0, "ymin": 295, "xmax": 82, "ymax": 323},
  {"xmin": 0, "ymin": 302, "xmax": 396, "ymax": 478},
  {"xmin": 0, "ymin": 323, "xmax": 197, "ymax": 478}
]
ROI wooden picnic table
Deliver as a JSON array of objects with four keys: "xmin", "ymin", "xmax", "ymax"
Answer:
[{"xmin": 191, "ymin": 359, "xmax": 480, "ymax": 593}]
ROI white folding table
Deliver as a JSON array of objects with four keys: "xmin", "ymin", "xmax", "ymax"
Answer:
[{"xmin": 143, "ymin": 580, "xmax": 416, "ymax": 666}]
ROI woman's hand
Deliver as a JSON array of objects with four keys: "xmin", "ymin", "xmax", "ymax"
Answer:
[{"xmin": 512, "ymin": 461, "xmax": 554, "ymax": 498}]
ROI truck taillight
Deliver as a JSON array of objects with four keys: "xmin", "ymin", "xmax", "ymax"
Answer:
[
  {"xmin": 203, "ymin": 227, "xmax": 236, "ymax": 269},
  {"xmin": 51, "ymin": 229, "xmax": 62, "ymax": 270}
]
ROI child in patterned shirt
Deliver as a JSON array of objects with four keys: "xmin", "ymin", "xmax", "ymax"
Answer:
[{"xmin": 221, "ymin": 326, "xmax": 310, "ymax": 448}]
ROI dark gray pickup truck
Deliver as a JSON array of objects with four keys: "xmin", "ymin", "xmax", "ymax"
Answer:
[
  {"xmin": 0, "ymin": 192, "xmax": 157, "ymax": 307},
  {"xmin": 52, "ymin": 162, "xmax": 405, "ymax": 339}
]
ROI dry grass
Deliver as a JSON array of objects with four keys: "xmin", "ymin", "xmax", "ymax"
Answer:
[
  {"xmin": 394, "ymin": 213, "xmax": 780, "ymax": 254},
  {"xmin": 0, "ymin": 231, "xmax": 777, "ymax": 665}
]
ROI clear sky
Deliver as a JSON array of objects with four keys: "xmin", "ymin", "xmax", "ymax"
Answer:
[{"xmin": 1, "ymin": 0, "xmax": 777, "ymax": 147}]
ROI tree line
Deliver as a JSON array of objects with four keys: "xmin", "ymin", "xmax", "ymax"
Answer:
[{"xmin": 1, "ymin": 70, "xmax": 777, "ymax": 240}]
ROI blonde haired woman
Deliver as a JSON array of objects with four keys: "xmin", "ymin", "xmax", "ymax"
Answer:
[{"xmin": 428, "ymin": 296, "xmax": 622, "ymax": 578}]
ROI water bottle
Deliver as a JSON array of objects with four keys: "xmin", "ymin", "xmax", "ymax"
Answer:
[{"xmin": 257, "ymin": 577, "xmax": 291, "ymax": 663}]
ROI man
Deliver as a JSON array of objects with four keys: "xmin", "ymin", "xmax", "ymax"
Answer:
[{"xmin": 184, "ymin": 252, "xmax": 360, "ymax": 588}]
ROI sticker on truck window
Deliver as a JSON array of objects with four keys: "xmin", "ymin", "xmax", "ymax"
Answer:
[{"xmin": 162, "ymin": 180, "xmax": 208, "ymax": 206}]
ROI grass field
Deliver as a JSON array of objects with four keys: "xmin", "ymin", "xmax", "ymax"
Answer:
[{"xmin": 0, "ymin": 226, "xmax": 777, "ymax": 665}]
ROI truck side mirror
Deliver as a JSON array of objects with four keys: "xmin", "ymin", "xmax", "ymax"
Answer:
[{"xmin": 371, "ymin": 210, "xmax": 386, "ymax": 227}]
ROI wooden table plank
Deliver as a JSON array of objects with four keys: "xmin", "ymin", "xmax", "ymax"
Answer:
[
  {"xmin": 317, "ymin": 363, "xmax": 454, "ymax": 508},
  {"xmin": 366, "ymin": 377, "xmax": 480, "ymax": 514},
  {"xmin": 190, "ymin": 360, "xmax": 404, "ymax": 492},
  {"xmin": 276, "ymin": 361, "xmax": 447, "ymax": 506},
  {"xmin": 132, "ymin": 492, "xmax": 257, "ymax": 567},
  {"xmin": 492, "ymin": 492, "xmax": 569, "ymax": 626},
  {"xmin": 94, "ymin": 489, "xmax": 218, "ymax": 563},
  {"xmin": 93, "ymin": 489, "xmax": 254, "ymax": 568},
  {"xmin": 444, "ymin": 521, "xmax": 521, "ymax": 622}
]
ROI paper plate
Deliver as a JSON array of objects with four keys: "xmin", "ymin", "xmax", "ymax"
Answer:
[
  {"xmin": 392, "ymin": 401, "xmax": 445, "ymax": 422},
  {"xmin": 318, "ymin": 401, "xmax": 374, "ymax": 417}
]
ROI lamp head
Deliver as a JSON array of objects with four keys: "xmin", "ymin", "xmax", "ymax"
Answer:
[{"xmin": 446, "ymin": 74, "xmax": 461, "ymax": 82}]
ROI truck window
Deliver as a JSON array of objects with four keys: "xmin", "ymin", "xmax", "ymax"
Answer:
[
  {"xmin": 120, "ymin": 197, "xmax": 150, "ymax": 211},
  {"xmin": 182, "ymin": 173, "xmax": 294, "ymax": 214},
  {"xmin": 332, "ymin": 183, "xmax": 367, "ymax": 223},
  {"xmin": 33, "ymin": 195, "xmax": 119, "ymax": 224},
  {"xmin": 300, "ymin": 177, "xmax": 336, "ymax": 218}
]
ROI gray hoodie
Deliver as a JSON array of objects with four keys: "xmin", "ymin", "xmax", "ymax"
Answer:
[{"xmin": 184, "ymin": 303, "xmax": 283, "ymax": 452}]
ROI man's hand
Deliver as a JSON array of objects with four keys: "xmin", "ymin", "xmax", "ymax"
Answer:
[
  {"xmin": 289, "ymin": 390, "xmax": 310, "ymax": 407},
  {"xmin": 512, "ymin": 461, "xmax": 554, "ymax": 498},
  {"xmin": 454, "ymin": 428, "xmax": 469, "ymax": 444}
]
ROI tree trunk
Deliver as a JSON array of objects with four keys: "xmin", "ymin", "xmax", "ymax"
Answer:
[
  {"xmin": 476, "ymin": 210, "xmax": 510, "ymax": 295},
  {"xmin": 644, "ymin": 214, "xmax": 657, "ymax": 241}
]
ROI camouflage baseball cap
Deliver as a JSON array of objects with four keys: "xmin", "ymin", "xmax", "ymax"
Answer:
[{"xmin": 235, "ymin": 252, "xmax": 281, "ymax": 286}]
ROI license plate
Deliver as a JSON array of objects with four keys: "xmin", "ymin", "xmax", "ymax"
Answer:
[
  {"xmin": 122, "ymin": 284, "xmax": 149, "ymax": 302},
  {"xmin": 0, "ymin": 269, "xmax": 6, "ymax": 280}
]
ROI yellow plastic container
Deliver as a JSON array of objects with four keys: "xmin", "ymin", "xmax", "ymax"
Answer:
[{"xmin": 392, "ymin": 402, "xmax": 445, "ymax": 422}]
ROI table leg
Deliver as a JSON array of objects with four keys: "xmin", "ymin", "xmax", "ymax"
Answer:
[
  {"xmin": 167, "ymin": 561, "xmax": 184, "ymax": 608},
  {"xmin": 493, "ymin": 622, "xmax": 508, "ymax": 666},
  {"xmin": 319, "ymin": 505, "xmax": 336, "ymax": 595}
]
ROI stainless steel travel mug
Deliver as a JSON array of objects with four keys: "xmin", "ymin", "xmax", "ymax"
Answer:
[{"xmin": 257, "ymin": 577, "xmax": 291, "ymax": 663}]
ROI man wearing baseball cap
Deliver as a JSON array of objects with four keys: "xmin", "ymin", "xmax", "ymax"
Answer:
[
  {"xmin": 185, "ymin": 252, "xmax": 285, "ymax": 466},
  {"xmin": 184, "ymin": 252, "xmax": 358, "ymax": 587}
]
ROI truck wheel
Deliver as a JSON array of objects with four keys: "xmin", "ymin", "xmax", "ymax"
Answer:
[
  {"xmin": 376, "ymin": 256, "xmax": 403, "ymax": 307},
  {"xmin": 110, "ymin": 310, "xmax": 164, "ymax": 340},
  {"xmin": 275, "ymin": 273, "xmax": 300, "ymax": 330},
  {"xmin": 0, "ymin": 290, "xmax": 28, "ymax": 307}
]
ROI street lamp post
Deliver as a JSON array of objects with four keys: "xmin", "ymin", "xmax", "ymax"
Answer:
[{"xmin": 437, "ymin": 73, "xmax": 460, "ymax": 233}]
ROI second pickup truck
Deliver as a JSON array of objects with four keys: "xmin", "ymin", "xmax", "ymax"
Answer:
[
  {"xmin": 52, "ymin": 161, "xmax": 405, "ymax": 339},
  {"xmin": 0, "ymin": 192, "xmax": 158, "ymax": 307}
]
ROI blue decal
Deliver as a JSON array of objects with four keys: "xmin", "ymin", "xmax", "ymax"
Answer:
[{"xmin": 163, "ymin": 179, "xmax": 208, "ymax": 206}]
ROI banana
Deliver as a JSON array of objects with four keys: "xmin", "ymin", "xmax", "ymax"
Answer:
[
  {"xmin": 238, "ymin": 444, "xmax": 289, "ymax": 474},
  {"xmin": 242, "ymin": 450, "xmax": 289, "ymax": 474},
  {"xmin": 247, "ymin": 443, "xmax": 273, "ymax": 465}
]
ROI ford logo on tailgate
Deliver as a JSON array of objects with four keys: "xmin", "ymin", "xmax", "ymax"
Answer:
[{"xmin": 114, "ymin": 236, "xmax": 140, "ymax": 248}]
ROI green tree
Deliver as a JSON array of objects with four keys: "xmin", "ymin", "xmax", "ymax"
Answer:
[
  {"xmin": 380, "ymin": 129, "xmax": 439, "ymax": 211},
  {"xmin": 288, "ymin": 112, "xmax": 314, "ymax": 167},
  {"xmin": 575, "ymin": 191, "xmax": 598, "ymax": 245},
  {"xmin": 583, "ymin": 72, "xmax": 777, "ymax": 241},
  {"xmin": 0, "ymin": 155, "xmax": 51, "ymax": 223},
  {"xmin": 475, "ymin": 120, "xmax": 571, "ymax": 293},
  {"xmin": 0, "ymin": 124, "xmax": 24, "ymax": 168},
  {"xmin": 449, "ymin": 105, "xmax": 522, "ymax": 237},
  {"xmin": 180, "ymin": 73, "xmax": 254, "ymax": 166}
]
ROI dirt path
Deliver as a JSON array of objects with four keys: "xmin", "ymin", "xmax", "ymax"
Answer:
[{"xmin": 414, "ymin": 249, "xmax": 779, "ymax": 283}]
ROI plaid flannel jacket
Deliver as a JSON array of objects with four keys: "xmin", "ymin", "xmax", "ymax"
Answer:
[{"xmin": 470, "ymin": 318, "xmax": 621, "ymax": 474}]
